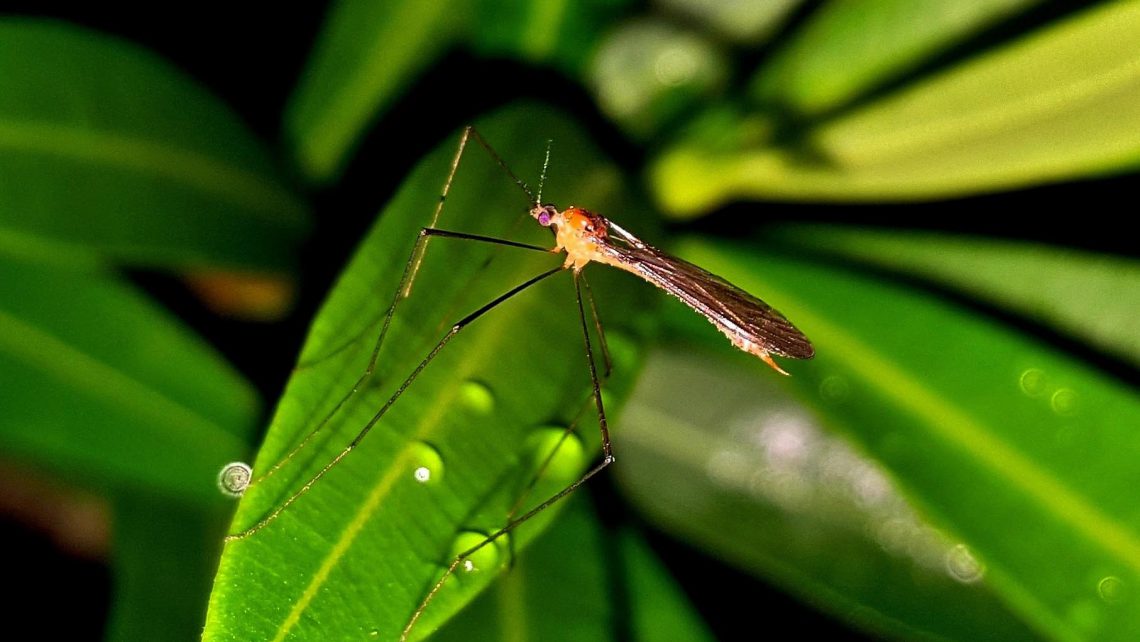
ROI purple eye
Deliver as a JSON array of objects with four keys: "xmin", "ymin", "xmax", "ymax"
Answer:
[{"xmin": 538, "ymin": 211, "xmax": 552, "ymax": 226}]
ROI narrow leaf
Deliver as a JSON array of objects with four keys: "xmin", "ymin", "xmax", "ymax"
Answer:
[
  {"xmin": 284, "ymin": 1, "xmax": 466, "ymax": 182},
  {"xmin": 432, "ymin": 496, "xmax": 715, "ymax": 641},
  {"xmin": 619, "ymin": 347, "xmax": 1039, "ymax": 641},
  {"xmin": 663, "ymin": 239, "xmax": 1140, "ymax": 641},
  {"xmin": 751, "ymin": 0, "xmax": 1042, "ymax": 114},
  {"xmin": 653, "ymin": 2, "xmax": 1140, "ymax": 213},
  {"xmin": 0, "ymin": 19, "xmax": 307, "ymax": 270},
  {"xmin": 206, "ymin": 105, "xmax": 651, "ymax": 641},
  {"xmin": 769, "ymin": 224, "xmax": 1140, "ymax": 366},
  {"xmin": 0, "ymin": 258, "xmax": 258, "ymax": 506}
]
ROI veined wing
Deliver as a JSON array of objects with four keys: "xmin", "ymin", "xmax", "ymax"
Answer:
[{"xmin": 600, "ymin": 225, "xmax": 814, "ymax": 361}]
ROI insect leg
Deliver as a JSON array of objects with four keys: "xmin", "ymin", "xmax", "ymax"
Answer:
[{"xmin": 401, "ymin": 270, "xmax": 614, "ymax": 640}]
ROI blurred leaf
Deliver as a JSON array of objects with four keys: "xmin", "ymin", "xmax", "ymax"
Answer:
[
  {"xmin": 590, "ymin": 19, "xmax": 728, "ymax": 140},
  {"xmin": 0, "ymin": 258, "xmax": 258, "ymax": 506},
  {"xmin": 769, "ymin": 224, "xmax": 1140, "ymax": 367},
  {"xmin": 0, "ymin": 19, "xmax": 307, "ymax": 271},
  {"xmin": 284, "ymin": 1, "xmax": 466, "ymax": 182},
  {"xmin": 653, "ymin": 1, "xmax": 1140, "ymax": 213},
  {"xmin": 285, "ymin": 0, "xmax": 635, "ymax": 183},
  {"xmin": 106, "ymin": 495, "xmax": 227, "ymax": 642},
  {"xmin": 432, "ymin": 495, "xmax": 714, "ymax": 641},
  {"xmin": 619, "ymin": 348, "xmax": 1039, "ymax": 641},
  {"xmin": 206, "ymin": 105, "xmax": 651, "ymax": 641},
  {"xmin": 752, "ymin": 0, "xmax": 1042, "ymax": 115},
  {"xmin": 655, "ymin": 0, "xmax": 803, "ymax": 43},
  {"xmin": 468, "ymin": 0, "xmax": 633, "ymax": 74},
  {"xmin": 661, "ymin": 238, "xmax": 1140, "ymax": 641}
]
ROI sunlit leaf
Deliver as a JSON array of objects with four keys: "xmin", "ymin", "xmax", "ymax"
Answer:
[
  {"xmin": 653, "ymin": 2, "xmax": 1140, "ymax": 213},
  {"xmin": 752, "ymin": 0, "xmax": 1042, "ymax": 114},
  {"xmin": 0, "ymin": 19, "xmax": 307, "ymax": 270},
  {"xmin": 206, "ymin": 105, "xmax": 652, "ymax": 641}
]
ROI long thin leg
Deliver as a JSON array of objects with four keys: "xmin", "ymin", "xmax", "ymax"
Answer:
[
  {"xmin": 226, "ymin": 265, "xmax": 565, "ymax": 541},
  {"xmin": 401, "ymin": 270, "xmax": 613, "ymax": 641},
  {"xmin": 579, "ymin": 273, "xmax": 612, "ymax": 378},
  {"xmin": 248, "ymin": 227, "xmax": 552, "ymax": 489}
]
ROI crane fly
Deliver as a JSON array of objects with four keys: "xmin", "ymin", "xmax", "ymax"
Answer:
[
  {"xmin": 221, "ymin": 125, "xmax": 813, "ymax": 641},
  {"xmin": 532, "ymin": 202, "xmax": 814, "ymax": 372}
]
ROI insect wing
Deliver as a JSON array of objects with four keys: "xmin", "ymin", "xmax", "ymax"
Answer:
[{"xmin": 603, "ymin": 232, "xmax": 814, "ymax": 359}]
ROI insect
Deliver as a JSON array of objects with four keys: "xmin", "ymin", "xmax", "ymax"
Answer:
[{"xmin": 222, "ymin": 125, "xmax": 813, "ymax": 640}]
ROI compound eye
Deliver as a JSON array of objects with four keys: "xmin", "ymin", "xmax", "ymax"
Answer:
[{"xmin": 536, "ymin": 205, "xmax": 557, "ymax": 226}]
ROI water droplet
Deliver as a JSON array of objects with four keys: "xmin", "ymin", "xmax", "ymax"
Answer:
[
  {"xmin": 525, "ymin": 426, "xmax": 587, "ymax": 485},
  {"xmin": 449, "ymin": 530, "xmax": 502, "ymax": 575},
  {"xmin": 1018, "ymin": 368, "xmax": 1048, "ymax": 397},
  {"xmin": 1051, "ymin": 388, "xmax": 1079, "ymax": 416},
  {"xmin": 217, "ymin": 462, "xmax": 252, "ymax": 497},
  {"xmin": 819, "ymin": 375, "xmax": 851, "ymax": 403},
  {"xmin": 409, "ymin": 442, "xmax": 444, "ymax": 485},
  {"xmin": 945, "ymin": 544, "xmax": 985, "ymax": 583},
  {"xmin": 459, "ymin": 380, "xmax": 495, "ymax": 415},
  {"xmin": 1097, "ymin": 576, "xmax": 1125, "ymax": 604},
  {"xmin": 368, "ymin": 629, "xmax": 380, "ymax": 639}
]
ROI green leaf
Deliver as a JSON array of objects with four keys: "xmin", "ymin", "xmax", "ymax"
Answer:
[
  {"xmin": 769, "ymin": 224, "xmax": 1140, "ymax": 366},
  {"xmin": 618, "ymin": 347, "xmax": 1039, "ymax": 641},
  {"xmin": 284, "ymin": 0, "xmax": 636, "ymax": 183},
  {"xmin": 206, "ymin": 105, "xmax": 651, "ymax": 641},
  {"xmin": 106, "ymin": 496, "xmax": 227, "ymax": 642},
  {"xmin": 468, "ymin": 0, "xmax": 634, "ymax": 75},
  {"xmin": 432, "ymin": 495, "xmax": 715, "ymax": 641},
  {"xmin": 0, "ymin": 258, "xmax": 258, "ymax": 506},
  {"xmin": 284, "ymin": 0, "xmax": 468, "ymax": 182},
  {"xmin": 652, "ymin": 1, "xmax": 1140, "ymax": 213},
  {"xmin": 659, "ymin": 238, "xmax": 1140, "ymax": 641},
  {"xmin": 0, "ymin": 19, "xmax": 307, "ymax": 271},
  {"xmin": 751, "ymin": 0, "xmax": 1042, "ymax": 115}
]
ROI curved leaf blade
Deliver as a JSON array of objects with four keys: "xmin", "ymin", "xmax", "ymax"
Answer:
[
  {"xmin": 206, "ymin": 105, "xmax": 650, "ymax": 641},
  {"xmin": 666, "ymin": 239, "xmax": 1140, "ymax": 641},
  {"xmin": 284, "ymin": 1, "xmax": 466, "ymax": 182},
  {"xmin": 432, "ymin": 496, "xmax": 715, "ymax": 641},
  {"xmin": 770, "ymin": 224, "xmax": 1140, "ymax": 366},
  {"xmin": 653, "ymin": 1, "xmax": 1140, "ymax": 213},
  {"xmin": 0, "ymin": 19, "xmax": 307, "ymax": 270},
  {"xmin": 619, "ymin": 347, "xmax": 1039, "ymax": 641},
  {"xmin": 0, "ymin": 258, "xmax": 258, "ymax": 506},
  {"xmin": 751, "ymin": 0, "xmax": 1042, "ymax": 115}
]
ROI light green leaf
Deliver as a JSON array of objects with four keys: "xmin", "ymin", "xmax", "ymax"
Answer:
[
  {"xmin": 752, "ymin": 0, "xmax": 1042, "ymax": 114},
  {"xmin": 0, "ymin": 258, "xmax": 258, "ymax": 506},
  {"xmin": 769, "ymin": 224, "xmax": 1140, "ymax": 366},
  {"xmin": 206, "ymin": 105, "xmax": 652, "ymax": 641},
  {"xmin": 660, "ymin": 238, "xmax": 1140, "ymax": 641},
  {"xmin": 0, "ymin": 19, "xmax": 307, "ymax": 270},
  {"xmin": 653, "ymin": 1, "xmax": 1140, "ymax": 213}
]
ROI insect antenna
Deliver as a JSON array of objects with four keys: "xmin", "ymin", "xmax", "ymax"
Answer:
[
  {"xmin": 468, "ymin": 127, "xmax": 534, "ymax": 203},
  {"xmin": 536, "ymin": 138, "xmax": 553, "ymax": 206}
]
